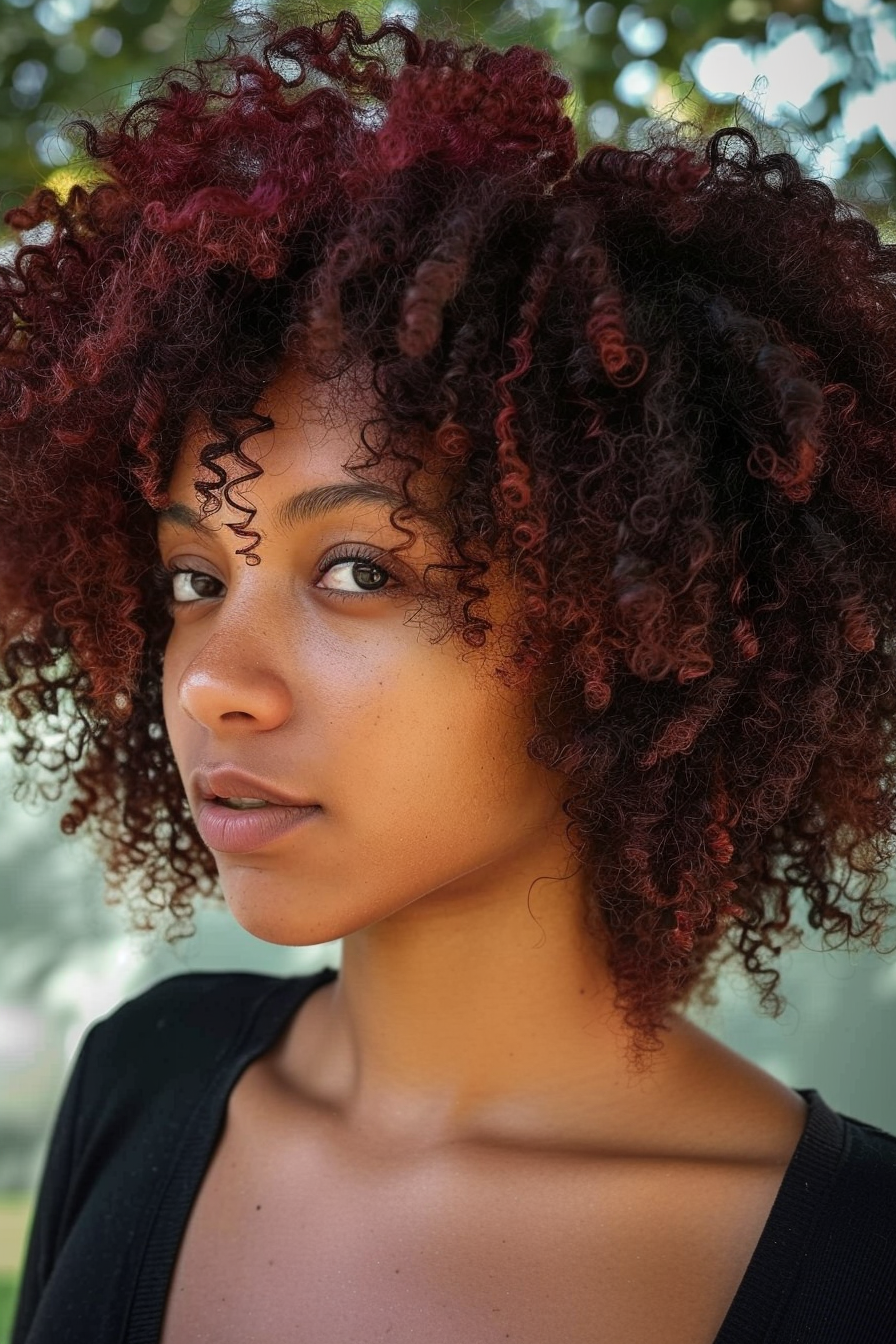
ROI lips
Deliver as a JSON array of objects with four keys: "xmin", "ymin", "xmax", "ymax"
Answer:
[
  {"xmin": 190, "ymin": 765, "xmax": 322, "ymax": 854},
  {"xmin": 195, "ymin": 797, "xmax": 321, "ymax": 853},
  {"xmin": 193, "ymin": 766, "xmax": 318, "ymax": 809}
]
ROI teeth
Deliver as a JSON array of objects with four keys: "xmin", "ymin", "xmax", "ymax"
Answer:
[{"xmin": 219, "ymin": 797, "xmax": 270, "ymax": 810}]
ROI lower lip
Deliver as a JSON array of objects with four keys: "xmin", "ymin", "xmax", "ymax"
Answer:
[{"xmin": 196, "ymin": 800, "xmax": 322, "ymax": 854}]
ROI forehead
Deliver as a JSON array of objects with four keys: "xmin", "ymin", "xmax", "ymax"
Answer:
[{"xmin": 167, "ymin": 362, "xmax": 371, "ymax": 503}]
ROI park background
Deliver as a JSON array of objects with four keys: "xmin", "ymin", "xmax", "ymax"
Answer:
[{"xmin": 1, "ymin": 0, "xmax": 895, "ymax": 1337}]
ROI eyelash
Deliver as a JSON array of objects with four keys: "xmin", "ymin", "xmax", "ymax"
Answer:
[{"xmin": 153, "ymin": 543, "xmax": 400, "ymax": 609}]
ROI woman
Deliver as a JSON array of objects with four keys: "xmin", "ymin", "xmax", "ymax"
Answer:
[{"xmin": 4, "ymin": 6, "xmax": 896, "ymax": 1342}]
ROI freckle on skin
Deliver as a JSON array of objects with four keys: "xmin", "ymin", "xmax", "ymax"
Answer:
[{"xmin": 256, "ymin": 1204, "xmax": 262, "ymax": 1210}]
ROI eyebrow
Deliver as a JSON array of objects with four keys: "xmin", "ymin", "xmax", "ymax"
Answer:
[{"xmin": 156, "ymin": 481, "xmax": 410, "ymax": 532}]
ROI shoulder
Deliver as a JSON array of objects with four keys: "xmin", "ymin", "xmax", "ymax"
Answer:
[
  {"xmin": 784, "ymin": 1100, "xmax": 896, "ymax": 1336},
  {"xmin": 75, "ymin": 970, "xmax": 318, "ymax": 1128},
  {"xmin": 90, "ymin": 968, "xmax": 285, "ymax": 1043},
  {"xmin": 807, "ymin": 1097, "xmax": 896, "ymax": 1264},
  {"xmin": 60, "ymin": 969, "xmax": 332, "ymax": 1172},
  {"xmin": 836, "ymin": 1106, "xmax": 896, "ymax": 1195},
  {"xmin": 86, "ymin": 970, "xmax": 284, "ymax": 1071}
]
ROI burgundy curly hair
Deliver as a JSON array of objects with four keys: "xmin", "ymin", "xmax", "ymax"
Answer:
[{"xmin": 3, "ymin": 4, "xmax": 896, "ymax": 1064}]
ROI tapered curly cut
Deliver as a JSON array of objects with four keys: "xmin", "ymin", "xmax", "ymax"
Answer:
[{"xmin": 3, "ymin": 4, "xmax": 896, "ymax": 1065}]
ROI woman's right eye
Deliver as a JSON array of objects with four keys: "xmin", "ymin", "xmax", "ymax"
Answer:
[{"xmin": 169, "ymin": 568, "xmax": 224, "ymax": 604}]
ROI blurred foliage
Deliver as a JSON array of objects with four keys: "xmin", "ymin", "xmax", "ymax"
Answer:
[
  {"xmin": 0, "ymin": 0, "xmax": 893, "ymax": 241},
  {"xmin": 0, "ymin": 1276, "xmax": 19, "ymax": 1344},
  {"xmin": 0, "ymin": 1192, "xmax": 26, "ymax": 1344}
]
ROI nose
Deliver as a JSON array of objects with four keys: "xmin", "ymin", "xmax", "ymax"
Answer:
[{"xmin": 176, "ymin": 630, "xmax": 293, "ymax": 733}]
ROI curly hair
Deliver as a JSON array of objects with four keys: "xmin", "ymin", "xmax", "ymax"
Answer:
[{"xmin": 3, "ymin": 4, "xmax": 896, "ymax": 1066}]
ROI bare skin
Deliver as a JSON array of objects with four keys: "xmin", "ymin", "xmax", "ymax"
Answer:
[{"xmin": 157, "ymin": 360, "xmax": 808, "ymax": 1343}]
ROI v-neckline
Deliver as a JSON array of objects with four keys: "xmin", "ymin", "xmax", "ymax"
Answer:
[{"xmin": 124, "ymin": 969, "xmax": 846, "ymax": 1344}]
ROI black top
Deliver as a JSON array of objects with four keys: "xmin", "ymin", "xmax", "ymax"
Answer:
[{"xmin": 11, "ymin": 968, "xmax": 896, "ymax": 1344}]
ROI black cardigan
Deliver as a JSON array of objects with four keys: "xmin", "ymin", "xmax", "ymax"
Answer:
[{"xmin": 11, "ymin": 967, "xmax": 896, "ymax": 1343}]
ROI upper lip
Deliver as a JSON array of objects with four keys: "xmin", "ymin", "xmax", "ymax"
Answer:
[{"xmin": 193, "ymin": 766, "xmax": 319, "ymax": 809}]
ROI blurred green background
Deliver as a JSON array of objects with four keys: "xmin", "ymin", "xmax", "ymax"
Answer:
[{"xmin": 1, "ymin": 0, "xmax": 896, "ymax": 1338}]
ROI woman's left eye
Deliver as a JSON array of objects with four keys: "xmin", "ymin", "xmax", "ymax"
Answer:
[{"xmin": 315, "ymin": 546, "xmax": 398, "ymax": 600}]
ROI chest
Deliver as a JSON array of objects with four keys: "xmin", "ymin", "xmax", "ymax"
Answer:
[{"xmin": 157, "ymin": 1086, "xmax": 790, "ymax": 1344}]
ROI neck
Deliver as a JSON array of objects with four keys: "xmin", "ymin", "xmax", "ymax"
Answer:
[{"xmin": 283, "ymin": 833, "xmax": 688, "ymax": 1150}]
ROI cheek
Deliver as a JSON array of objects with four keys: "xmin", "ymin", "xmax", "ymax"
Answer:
[{"xmin": 348, "ymin": 661, "xmax": 541, "ymax": 843}]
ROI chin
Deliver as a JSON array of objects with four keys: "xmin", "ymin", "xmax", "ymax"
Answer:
[{"xmin": 218, "ymin": 871, "xmax": 381, "ymax": 947}]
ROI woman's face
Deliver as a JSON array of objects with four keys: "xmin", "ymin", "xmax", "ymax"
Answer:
[{"xmin": 158, "ymin": 364, "xmax": 575, "ymax": 946}]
